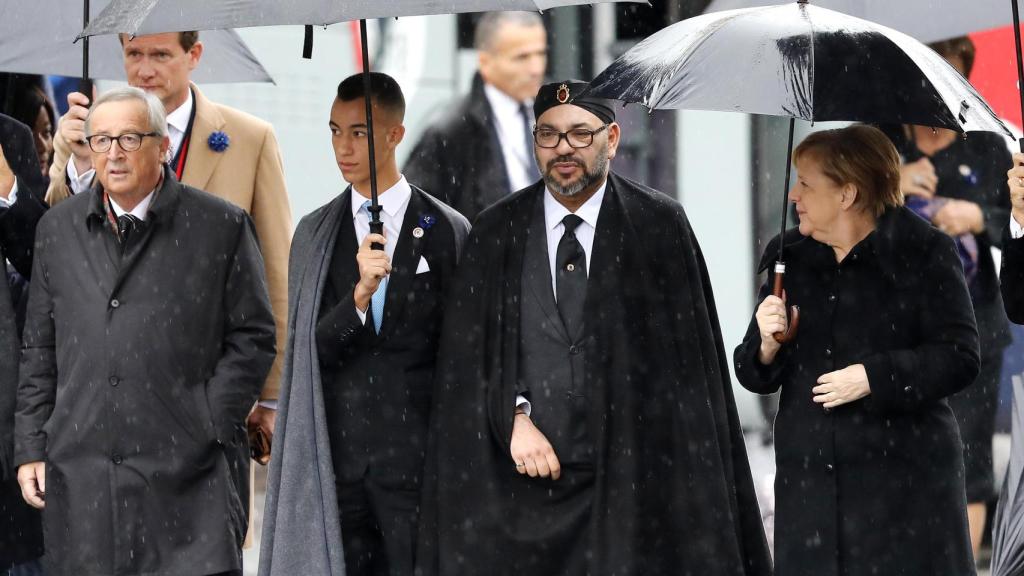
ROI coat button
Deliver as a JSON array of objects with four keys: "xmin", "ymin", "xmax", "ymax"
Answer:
[
  {"xmin": 110, "ymin": 299, "xmax": 120, "ymax": 308},
  {"xmin": 825, "ymin": 463, "xmax": 834, "ymax": 473},
  {"xmin": 108, "ymin": 376, "xmax": 120, "ymax": 387},
  {"xmin": 569, "ymin": 345, "xmax": 581, "ymax": 355},
  {"xmin": 824, "ymin": 407, "xmax": 833, "ymax": 414},
  {"xmin": 372, "ymin": 349, "xmax": 382, "ymax": 357},
  {"xmin": 828, "ymin": 294, "xmax": 836, "ymax": 302},
  {"xmin": 825, "ymin": 347, "xmax": 832, "ymax": 358},
  {"xmin": 112, "ymin": 454, "xmax": 123, "ymax": 465},
  {"xmin": 904, "ymin": 385, "xmax": 913, "ymax": 394}
]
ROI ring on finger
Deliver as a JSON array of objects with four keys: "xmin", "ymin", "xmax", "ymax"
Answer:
[
  {"xmin": 913, "ymin": 175, "xmax": 924, "ymax": 186},
  {"xmin": 1018, "ymin": 177, "xmax": 1023, "ymax": 187}
]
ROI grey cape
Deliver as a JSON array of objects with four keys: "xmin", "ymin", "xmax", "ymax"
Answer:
[{"xmin": 258, "ymin": 188, "xmax": 467, "ymax": 575}]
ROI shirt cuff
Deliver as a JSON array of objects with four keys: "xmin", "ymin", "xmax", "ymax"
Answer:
[
  {"xmin": 0, "ymin": 179, "xmax": 17, "ymax": 207},
  {"xmin": 1011, "ymin": 216, "xmax": 1024, "ymax": 240},
  {"xmin": 355, "ymin": 306, "xmax": 368, "ymax": 325},
  {"xmin": 257, "ymin": 400, "xmax": 278, "ymax": 410},
  {"xmin": 67, "ymin": 158, "xmax": 95, "ymax": 195},
  {"xmin": 515, "ymin": 394, "xmax": 531, "ymax": 417}
]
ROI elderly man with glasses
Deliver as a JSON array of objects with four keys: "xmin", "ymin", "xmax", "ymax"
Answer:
[
  {"xmin": 13, "ymin": 86, "xmax": 275, "ymax": 576},
  {"xmin": 415, "ymin": 80, "xmax": 772, "ymax": 576}
]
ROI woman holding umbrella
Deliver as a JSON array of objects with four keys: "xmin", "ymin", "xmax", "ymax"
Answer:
[{"xmin": 735, "ymin": 125, "xmax": 980, "ymax": 576}]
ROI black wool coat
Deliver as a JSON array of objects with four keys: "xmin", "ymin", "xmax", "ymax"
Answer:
[
  {"xmin": 0, "ymin": 113, "xmax": 46, "ymax": 570},
  {"xmin": 14, "ymin": 168, "xmax": 276, "ymax": 576},
  {"xmin": 416, "ymin": 174, "xmax": 772, "ymax": 576},
  {"xmin": 735, "ymin": 207, "xmax": 980, "ymax": 576},
  {"xmin": 1002, "ymin": 230, "xmax": 1024, "ymax": 324},
  {"xmin": 403, "ymin": 73, "xmax": 514, "ymax": 221}
]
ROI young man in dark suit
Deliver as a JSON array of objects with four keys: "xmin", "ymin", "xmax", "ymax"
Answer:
[{"xmin": 258, "ymin": 73, "xmax": 469, "ymax": 576}]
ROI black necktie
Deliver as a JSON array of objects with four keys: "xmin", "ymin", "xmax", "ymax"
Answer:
[
  {"xmin": 520, "ymin": 103, "xmax": 541, "ymax": 182},
  {"xmin": 117, "ymin": 213, "xmax": 143, "ymax": 245},
  {"xmin": 556, "ymin": 214, "xmax": 587, "ymax": 339}
]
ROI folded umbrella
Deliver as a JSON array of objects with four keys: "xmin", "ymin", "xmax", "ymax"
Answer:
[{"xmin": 587, "ymin": 0, "xmax": 1011, "ymax": 342}]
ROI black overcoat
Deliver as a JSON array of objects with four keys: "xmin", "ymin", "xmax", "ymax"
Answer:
[
  {"xmin": 14, "ymin": 168, "xmax": 276, "ymax": 576},
  {"xmin": 0, "ymin": 113, "xmax": 46, "ymax": 570},
  {"xmin": 1002, "ymin": 230, "xmax": 1024, "ymax": 323},
  {"xmin": 403, "ymin": 73, "xmax": 513, "ymax": 221},
  {"xmin": 416, "ymin": 173, "xmax": 773, "ymax": 576},
  {"xmin": 735, "ymin": 207, "xmax": 980, "ymax": 576}
]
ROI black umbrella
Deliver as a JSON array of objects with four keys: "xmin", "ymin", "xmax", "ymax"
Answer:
[
  {"xmin": 79, "ymin": 0, "xmax": 642, "ymax": 244},
  {"xmin": 587, "ymin": 0, "xmax": 1011, "ymax": 342}
]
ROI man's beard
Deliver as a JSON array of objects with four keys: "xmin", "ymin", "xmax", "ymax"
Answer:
[{"xmin": 539, "ymin": 144, "xmax": 609, "ymax": 197}]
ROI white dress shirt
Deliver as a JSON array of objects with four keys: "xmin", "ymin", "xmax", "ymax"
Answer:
[
  {"xmin": 1011, "ymin": 216, "xmax": 1024, "ymax": 239},
  {"xmin": 517, "ymin": 180, "xmax": 607, "ymax": 415},
  {"xmin": 483, "ymin": 83, "xmax": 538, "ymax": 193},
  {"xmin": 0, "ymin": 180, "xmax": 19, "ymax": 207},
  {"xmin": 108, "ymin": 190, "xmax": 156, "ymax": 221},
  {"xmin": 67, "ymin": 91, "xmax": 193, "ymax": 195},
  {"xmin": 543, "ymin": 181, "xmax": 605, "ymax": 299},
  {"xmin": 350, "ymin": 176, "xmax": 412, "ymax": 324}
]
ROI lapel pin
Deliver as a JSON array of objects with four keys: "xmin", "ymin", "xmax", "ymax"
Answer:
[
  {"xmin": 412, "ymin": 227, "xmax": 425, "ymax": 238},
  {"xmin": 207, "ymin": 131, "xmax": 230, "ymax": 152}
]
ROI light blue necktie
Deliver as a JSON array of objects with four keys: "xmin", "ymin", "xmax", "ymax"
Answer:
[{"xmin": 362, "ymin": 200, "xmax": 388, "ymax": 333}]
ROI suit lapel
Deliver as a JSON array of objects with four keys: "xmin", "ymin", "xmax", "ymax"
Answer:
[
  {"xmin": 327, "ymin": 188, "xmax": 360, "ymax": 303},
  {"xmin": 181, "ymin": 85, "xmax": 226, "ymax": 192},
  {"xmin": 523, "ymin": 198, "xmax": 570, "ymax": 343},
  {"xmin": 378, "ymin": 190, "xmax": 428, "ymax": 339}
]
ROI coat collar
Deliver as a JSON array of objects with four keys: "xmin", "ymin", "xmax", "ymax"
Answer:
[{"xmin": 86, "ymin": 165, "xmax": 182, "ymax": 229}]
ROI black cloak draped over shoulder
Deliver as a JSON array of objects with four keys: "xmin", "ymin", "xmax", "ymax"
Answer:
[{"xmin": 416, "ymin": 173, "xmax": 772, "ymax": 576}]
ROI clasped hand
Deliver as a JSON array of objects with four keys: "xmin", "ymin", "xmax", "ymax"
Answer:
[{"xmin": 813, "ymin": 364, "xmax": 871, "ymax": 410}]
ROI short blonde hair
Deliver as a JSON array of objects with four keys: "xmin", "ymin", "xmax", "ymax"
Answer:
[{"xmin": 793, "ymin": 125, "xmax": 904, "ymax": 217}]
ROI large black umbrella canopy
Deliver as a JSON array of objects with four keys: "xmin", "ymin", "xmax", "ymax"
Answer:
[
  {"xmin": 80, "ymin": 0, "xmax": 642, "ymax": 240},
  {"xmin": 993, "ymin": 378, "xmax": 1024, "ymax": 576},
  {"xmin": 587, "ymin": 0, "xmax": 1011, "ymax": 342},
  {"xmin": 705, "ymin": 0, "xmax": 1014, "ymax": 44}
]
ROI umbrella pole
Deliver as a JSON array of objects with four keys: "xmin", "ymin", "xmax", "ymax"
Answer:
[
  {"xmin": 83, "ymin": 0, "xmax": 90, "ymax": 81},
  {"xmin": 1013, "ymin": 0, "xmax": 1024, "ymax": 152},
  {"xmin": 772, "ymin": 117, "xmax": 800, "ymax": 344},
  {"xmin": 359, "ymin": 19, "xmax": 384, "ymax": 249}
]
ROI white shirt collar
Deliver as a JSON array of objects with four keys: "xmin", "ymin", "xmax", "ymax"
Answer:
[
  {"xmin": 351, "ymin": 176, "xmax": 412, "ymax": 219},
  {"xmin": 483, "ymin": 82, "xmax": 531, "ymax": 118},
  {"xmin": 165, "ymin": 89, "xmax": 193, "ymax": 135},
  {"xmin": 544, "ymin": 179, "xmax": 607, "ymax": 231},
  {"xmin": 109, "ymin": 189, "xmax": 157, "ymax": 221}
]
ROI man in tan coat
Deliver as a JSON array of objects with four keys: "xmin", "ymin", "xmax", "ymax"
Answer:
[{"xmin": 47, "ymin": 31, "xmax": 290, "ymax": 442}]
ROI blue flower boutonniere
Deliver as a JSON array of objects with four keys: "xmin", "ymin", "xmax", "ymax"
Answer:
[
  {"xmin": 207, "ymin": 131, "xmax": 230, "ymax": 152},
  {"xmin": 413, "ymin": 214, "xmax": 436, "ymax": 239}
]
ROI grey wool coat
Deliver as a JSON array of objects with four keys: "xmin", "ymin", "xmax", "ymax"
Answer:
[
  {"xmin": 14, "ymin": 168, "xmax": 276, "ymax": 576},
  {"xmin": 257, "ymin": 188, "xmax": 468, "ymax": 576}
]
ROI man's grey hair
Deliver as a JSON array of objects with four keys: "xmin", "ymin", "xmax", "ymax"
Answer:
[
  {"xmin": 84, "ymin": 86, "xmax": 168, "ymax": 138},
  {"xmin": 474, "ymin": 11, "xmax": 544, "ymax": 52}
]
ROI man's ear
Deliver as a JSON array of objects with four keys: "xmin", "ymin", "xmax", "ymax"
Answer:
[
  {"xmin": 606, "ymin": 122, "xmax": 621, "ymax": 160},
  {"xmin": 187, "ymin": 41, "xmax": 204, "ymax": 71},
  {"xmin": 389, "ymin": 124, "xmax": 407, "ymax": 148}
]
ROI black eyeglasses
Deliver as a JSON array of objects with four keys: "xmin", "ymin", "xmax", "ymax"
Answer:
[
  {"xmin": 533, "ymin": 125, "xmax": 608, "ymax": 149},
  {"xmin": 85, "ymin": 132, "xmax": 161, "ymax": 153}
]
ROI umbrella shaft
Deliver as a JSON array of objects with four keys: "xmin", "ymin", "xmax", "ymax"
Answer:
[
  {"xmin": 1014, "ymin": 0, "xmax": 1024, "ymax": 152},
  {"xmin": 778, "ymin": 117, "xmax": 795, "ymax": 262},
  {"xmin": 83, "ymin": 0, "xmax": 90, "ymax": 79}
]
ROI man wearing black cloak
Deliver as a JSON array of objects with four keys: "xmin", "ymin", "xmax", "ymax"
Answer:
[{"xmin": 415, "ymin": 80, "xmax": 772, "ymax": 576}]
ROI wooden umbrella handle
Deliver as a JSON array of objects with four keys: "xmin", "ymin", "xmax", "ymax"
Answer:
[{"xmin": 771, "ymin": 262, "xmax": 800, "ymax": 344}]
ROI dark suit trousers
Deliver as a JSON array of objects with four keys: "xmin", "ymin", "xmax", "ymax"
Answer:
[{"xmin": 336, "ymin": 475, "xmax": 419, "ymax": 576}]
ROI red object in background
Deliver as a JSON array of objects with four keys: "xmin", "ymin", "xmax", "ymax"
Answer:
[
  {"xmin": 970, "ymin": 25, "xmax": 1024, "ymax": 133},
  {"xmin": 350, "ymin": 21, "xmax": 365, "ymax": 72}
]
